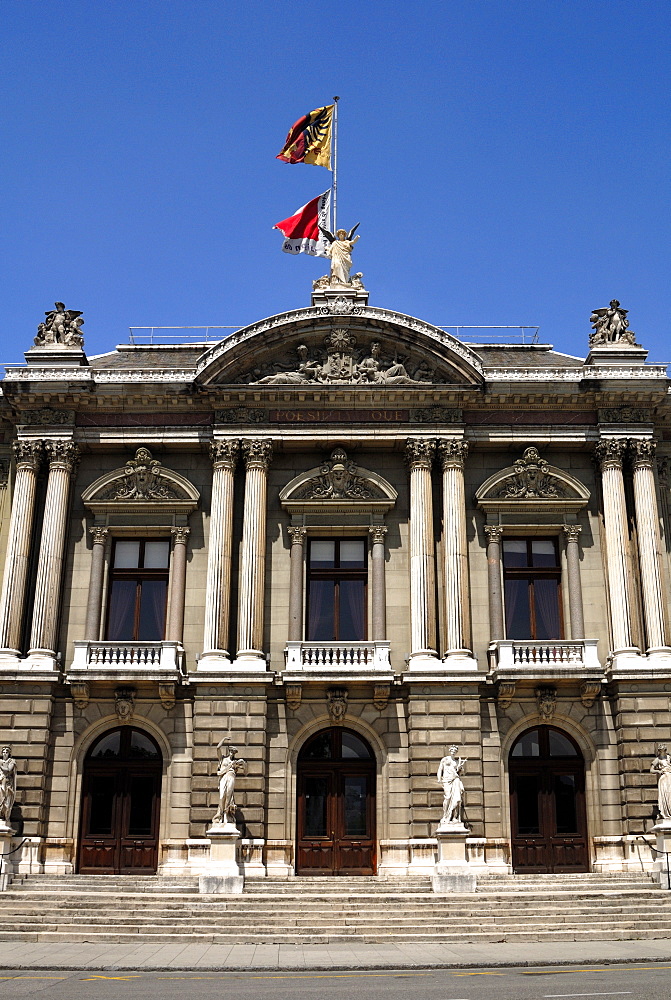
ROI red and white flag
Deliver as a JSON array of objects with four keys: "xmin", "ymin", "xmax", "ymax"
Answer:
[{"xmin": 273, "ymin": 189, "xmax": 331, "ymax": 257}]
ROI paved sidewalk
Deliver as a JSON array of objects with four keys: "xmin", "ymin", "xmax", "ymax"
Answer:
[{"xmin": 2, "ymin": 938, "xmax": 671, "ymax": 971}]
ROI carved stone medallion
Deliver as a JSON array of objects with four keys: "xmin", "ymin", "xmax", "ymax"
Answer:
[{"xmin": 294, "ymin": 447, "xmax": 385, "ymax": 501}]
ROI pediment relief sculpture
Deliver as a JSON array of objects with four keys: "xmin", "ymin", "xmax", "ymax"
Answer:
[
  {"xmin": 476, "ymin": 447, "xmax": 590, "ymax": 514},
  {"xmin": 82, "ymin": 447, "xmax": 200, "ymax": 516},
  {"xmin": 281, "ymin": 448, "xmax": 397, "ymax": 513},
  {"xmin": 242, "ymin": 334, "xmax": 439, "ymax": 386}
]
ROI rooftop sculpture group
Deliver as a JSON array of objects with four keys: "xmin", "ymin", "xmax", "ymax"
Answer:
[
  {"xmin": 34, "ymin": 302, "xmax": 85, "ymax": 349},
  {"xmin": 589, "ymin": 300, "xmax": 637, "ymax": 347}
]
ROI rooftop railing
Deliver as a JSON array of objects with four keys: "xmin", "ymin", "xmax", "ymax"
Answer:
[{"xmin": 127, "ymin": 325, "xmax": 541, "ymax": 346}]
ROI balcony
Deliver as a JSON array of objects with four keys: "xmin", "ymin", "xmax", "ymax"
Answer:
[
  {"xmin": 489, "ymin": 639, "xmax": 602, "ymax": 678},
  {"xmin": 284, "ymin": 640, "xmax": 392, "ymax": 675},
  {"xmin": 68, "ymin": 640, "xmax": 185, "ymax": 681}
]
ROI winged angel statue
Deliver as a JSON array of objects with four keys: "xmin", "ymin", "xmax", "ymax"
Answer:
[{"xmin": 319, "ymin": 224, "xmax": 360, "ymax": 284}]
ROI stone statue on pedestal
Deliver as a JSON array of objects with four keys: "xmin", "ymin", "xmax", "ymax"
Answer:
[
  {"xmin": 212, "ymin": 741, "xmax": 246, "ymax": 828},
  {"xmin": 0, "ymin": 745, "xmax": 16, "ymax": 829},
  {"xmin": 34, "ymin": 302, "xmax": 85, "ymax": 348},
  {"xmin": 589, "ymin": 300, "xmax": 636, "ymax": 347},
  {"xmin": 437, "ymin": 745, "xmax": 465, "ymax": 827},
  {"xmin": 651, "ymin": 744, "xmax": 671, "ymax": 822},
  {"xmin": 318, "ymin": 225, "xmax": 360, "ymax": 285}
]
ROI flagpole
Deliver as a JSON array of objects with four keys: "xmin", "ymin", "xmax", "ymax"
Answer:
[{"xmin": 332, "ymin": 95, "xmax": 339, "ymax": 233}]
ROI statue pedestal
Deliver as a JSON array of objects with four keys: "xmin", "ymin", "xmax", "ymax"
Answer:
[
  {"xmin": 652, "ymin": 821, "xmax": 671, "ymax": 889},
  {"xmin": 0, "ymin": 824, "xmax": 15, "ymax": 891},
  {"xmin": 24, "ymin": 345, "xmax": 88, "ymax": 367},
  {"xmin": 199, "ymin": 823, "xmax": 243, "ymax": 894},
  {"xmin": 432, "ymin": 824, "xmax": 476, "ymax": 893}
]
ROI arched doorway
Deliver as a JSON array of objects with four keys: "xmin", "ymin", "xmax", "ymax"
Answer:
[
  {"xmin": 509, "ymin": 725, "xmax": 588, "ymax": 873},
  {"xmin": 78, "ymin": 727, "xmax": 162, "ymax": 874},
  {"xmin": 296, "ymin": 727, "xmax": 376, "ymax": 875}
]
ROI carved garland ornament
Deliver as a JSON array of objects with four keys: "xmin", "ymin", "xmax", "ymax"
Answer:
[
  {"xmin": 294, "ymin": 447, "xmax": 385, "ymax": 501},
  {"xmin": 476, "ymin": 447, "xmax": 590, "ymax": 514},
  {"xmin": 99, "ymin": 447, "xmax": 178, "ymax": 501},
  {"xmin": 495, "ymin": 447, "xmax": 566, "ymax": 499}
]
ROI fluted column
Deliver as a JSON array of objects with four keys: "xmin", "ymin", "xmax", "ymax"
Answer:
[
  {"xmin": 484, "ymin": 525, "xmax": 505, "ymax": 642},
  {"xmin": 595, "ymin": 439, "xmax": 635, "ymax": 654},
  {"xmin": 202, "ymin": 440, "xmax": 238, "ymax": 658},
  {"xmin": 287, "ymin": 526, "xmax": 306, "ymax": 641},
  {"xmin": 167, "ymin": 527, "xmax": 190, "ymax": 643},
  {"xmin": 563, "ymin": 525, "xmax": 585, "ymax": 640},
  {"xmin": 631, "ymin": 439, "xmax": 668, "ymax": 652},
  {"xmin": 438, "ymin": 440, "xmax": 470, "ymax": 655},
  {"xmin": 0, "ymin": 441, "xmax": 44, "ymax": 653},
  {"xmin": 237, "ymin": 439, "xmax": 272, "ymax": 662},
  {"xmin": 84, "ymin": 527, "xmax": 109, "ymax": 641},
  {"xmin": 369, "ymin": 525, "xmax": 388, "ymax": 641},
  {"xmin": 29, "ymin": 441, "xmax": 79, "ymax": 655},
  {"xmin": 405, "ymin": 438, "xmax": 437, "ymax": 663}
]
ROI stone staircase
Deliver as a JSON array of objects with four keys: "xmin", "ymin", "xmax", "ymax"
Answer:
[{"xmin": 1, "ymin": 872, "xmax": 669, "ymax": 945}]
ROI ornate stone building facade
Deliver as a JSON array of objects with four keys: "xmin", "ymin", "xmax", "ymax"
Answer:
[{"xmin": 0, "ymin": 285, "xmax": 670, "ymax": 879}]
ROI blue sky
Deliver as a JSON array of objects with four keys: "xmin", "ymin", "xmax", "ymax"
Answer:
[{"xmin": 2, "ymin": 0, "xmax": 670, "ymax": 364}]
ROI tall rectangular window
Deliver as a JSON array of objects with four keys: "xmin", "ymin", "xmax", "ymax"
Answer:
[
  {"xmin": 306, "ymin": 539, "xmax": 367, "ymax": 642},
  {"xmin": 106, "ymin": 539, "xmax": 170, "ymax": 641},
  {"xmin": 502, "ymin": 537, "xmax": 562, "ymax": 640}
]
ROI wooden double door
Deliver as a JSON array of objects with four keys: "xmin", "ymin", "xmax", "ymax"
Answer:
[
  {"xmin": 78, "ymin": 727, "xmax": 162, "ymax": 874},
  {"xmin": 297, "ymin": 728, "xmax": 376, "ymax": 875},
  {"xmin": 509, "ymin": 725, "xmax": 588, "ymax": 873}
]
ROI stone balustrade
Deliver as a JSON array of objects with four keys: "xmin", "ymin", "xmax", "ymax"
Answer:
[
  {"xmin": 490, "ymin": 638, "xmax": 600, "ymax": 672},
  {"xmin": 69, "ymin": 639, "xmax": 184, "ymax": 678},
  {"xmin": 284, "ymin": 640, "xmax": 391, "ymax": 672}
]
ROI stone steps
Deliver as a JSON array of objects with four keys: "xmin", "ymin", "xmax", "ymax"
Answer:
[{"xmin": 1, "ymin": 872, "xmax": 665, "ymax": 946}]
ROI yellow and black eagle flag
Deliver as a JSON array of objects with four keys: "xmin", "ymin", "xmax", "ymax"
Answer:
[{"xmin": 276, "ymin": 105, "xmax": 333, "ymax": 169}]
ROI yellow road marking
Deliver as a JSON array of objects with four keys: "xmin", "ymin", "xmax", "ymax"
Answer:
[
  {"xmin": 81, "ymin": 975, "xmax": 143, "ymax": 981},
  {"xmin": 453, "ymin": 971, "xmax": 506, "ymax": 976}
]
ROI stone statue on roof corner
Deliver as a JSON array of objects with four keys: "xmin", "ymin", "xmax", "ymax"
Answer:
[
  {"xmin": 34, "ymin": 302, "xmax": 85, "ymax": 349},
  {"xmin": 318, "ymin": 223, "xmax": 360, "ymax": 285},
  {"xmin": 589, "ymin": 300, "xmax": 637, "ymax": 347}
]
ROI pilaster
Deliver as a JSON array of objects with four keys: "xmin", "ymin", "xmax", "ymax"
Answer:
[
  {"xmin": 199, "ymin": 439, "xmax": 238, "ymax": 670},
  {"xmin": 0, "ymin": 440, "xmax": 43, "ymax": 662},
  {"xmin": 405, "ymin": 438, "xmax": 438, "ymax": 669},
  {"xmin": 27, "ymin": 440, "xmax": 79, "ymax": 670},
  {"xmin": 234, "ymin": 439, "xmax": 272, "ymax": 670}
]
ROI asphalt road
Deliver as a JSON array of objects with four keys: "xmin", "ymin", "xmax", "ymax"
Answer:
[{"xmin": 1, "ymin": 965, "xmax": 670, "ymax": 1000}]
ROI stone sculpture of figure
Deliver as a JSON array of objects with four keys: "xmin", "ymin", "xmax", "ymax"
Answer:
[
  {"xmin": 0, "ymin": 746, "xmax": 16, "ymax": 828},
  {"xmin": 212, "ymin": 742, "xmax": 246, "ymax": 827},
  {"xmin": 651, "ymin": 744, "xmax": 671, "ymax": 822},
  {"xmin": 255, "ymin": 344, "xmax": 324, "ymax": 385},
  {"xmin": 356, "ymin": 342, "xmax": 418, "ymax": 385},
  {"xmin": 319, "ymin": 224, "xmax": 360, "ymax": 285},
  {"xmin": 589, "ymin": 300, "xmax": 636, "ymax": 347},
  {"xmin": 437, "ymin": 745, "xmax": 465, "ymax": 826},
  {"xmin": 34, "ymin": 302, "xmax": 85, "ymax": 349}
]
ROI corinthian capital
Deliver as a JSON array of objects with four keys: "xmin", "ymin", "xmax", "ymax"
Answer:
[
  {"xmin": 210, "ymin": 439, "xmax": 239, "ymax": 470},
  {"xmin": 405, "ymin": 437, "xmax": 435, "ymax": 470},
  {"xmin": 484, "ymin": 524, "xmax": 503, "ymax": 544},
  {"xmin": 45, "ymin": 440, "xmax": 79, "ymax": 474},
  {"xmin": 438, "ymin": 439, "xmax": 468, "ymax": 470},
  {"xmin": 563, "ymin": 524, "xmax": 582, "ymax": 543},
  {"xmin": 13, "ymin": 439, "xmax": 44, "ymax": 472},
  {"xmin": 89, "ymin": 526, "xmax": 109, "ymax": 545},
  {"xmin": 171, "ymin": 526, "xmax": 191, "ymax": 545},
  {"xmin": 288, "ymin": 526, "xmax": 307, "ymax": 546},
  {"xmin": 629, "ymin": 438, "xmax": 656, "ymax": 468},
  {"xmin": 594, "ymin": 439, "xmax": 626, "ymax": 470},
  {"xmin": 369, "ymin": 525, "xmax": 388, "ymax": 545},
  {"xmin": 242, "ymin": 438, "xmax": 273, "ymax": 470}
]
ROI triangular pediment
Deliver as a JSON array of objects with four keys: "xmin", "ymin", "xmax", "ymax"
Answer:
[{"xmin": 195, "ymin": 307, "xmax": 484, "ymax": 387}]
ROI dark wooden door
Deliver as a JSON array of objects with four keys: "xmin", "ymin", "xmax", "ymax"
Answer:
[
  {"xmin": 296, "ymin": 729, "xmax": 376, "ymax": 875},
  {"xmin": 510, "ymin": 726, "xmax": 588, "ymax": 873},
  {"xmin": 78, "ymin": 727, "xmax": 162, "ymax": 874}
]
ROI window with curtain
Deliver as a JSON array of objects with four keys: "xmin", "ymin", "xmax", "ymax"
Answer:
[
  {"xmin": 502, "ymin": 537, "xmax": 562, "ymax": 640},
  {"xmin": 306, "ymin": 539, "xmax": 367, "ymax": 641},
  {"xmin": 106, "ymin": 539, "xmax": 170, "ymax": 641}
]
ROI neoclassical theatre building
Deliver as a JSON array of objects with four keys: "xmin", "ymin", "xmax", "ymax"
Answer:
[{"xmin": 0, "ymin": 282, "xmax": 670, "ymax": 879}]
